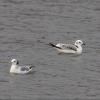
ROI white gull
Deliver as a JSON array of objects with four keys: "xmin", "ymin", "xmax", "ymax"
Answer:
[
  {"xmin": 10, "ymin": 59, "xmax": 33, "ymax": 74},
  {"xmin": 49, "ymin": 40, "xmax": 85, "ymax": 54}
]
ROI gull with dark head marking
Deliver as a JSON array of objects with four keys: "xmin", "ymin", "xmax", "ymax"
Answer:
[
  {"xmin": 49, "ymin": 40, "xmax": 85, "ymax": 54},
  {"xmin": 10, "ymin": 59, "xmax": 33, "ymax": 74}
]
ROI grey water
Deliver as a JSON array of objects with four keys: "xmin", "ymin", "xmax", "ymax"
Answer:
[{"xmin": 0, "ymin": 0, "xmax": 100, "ymax": 99}]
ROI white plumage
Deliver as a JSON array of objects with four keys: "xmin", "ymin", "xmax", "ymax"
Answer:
[
  {"xmin": 10, "ymin": 59, "xmax": 33, "ymax": 74},
  {"xmin": 49, "ymin": 40, "xmax": 85, "ymax": 54}
]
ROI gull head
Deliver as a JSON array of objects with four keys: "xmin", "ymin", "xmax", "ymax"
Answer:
[
  {"xmin": 11, "ymin": 59, "xmax": 19, "ymax": 65},
  {"xmin": 75, "ymin": 40, "xmax": 85, "ymax": 46}
]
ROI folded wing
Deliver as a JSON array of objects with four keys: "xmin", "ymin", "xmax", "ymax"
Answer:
[
  {"xmin": 20, "ymin": 66, "xmax": 32, "ymax": 71},
  {"xmin": 57, "ymin": 43, "xmax": 78, "ymax": 51}
]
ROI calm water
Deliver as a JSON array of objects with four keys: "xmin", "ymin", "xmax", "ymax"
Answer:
[{"xmin": 0, "ymin": 0, "xmax": 100, "ymax": 99}]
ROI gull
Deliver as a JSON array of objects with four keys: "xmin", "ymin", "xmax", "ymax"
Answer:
[
  {"xmin": 10, "ymin": 59, "xmax": 33, "ymax": 74},
  {"xmin": 49, "ymin": 40, "xmax": 85, "ymax": 54}
]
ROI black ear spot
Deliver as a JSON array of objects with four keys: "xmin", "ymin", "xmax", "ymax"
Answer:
[{"xmin": 17, "ymin": 61, "xmax": 19, "ymax": 64}]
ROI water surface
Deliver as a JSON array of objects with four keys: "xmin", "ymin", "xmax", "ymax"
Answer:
[{"xmin": 0, "ymin": 0, "xmax": 100, "ymax": 99}]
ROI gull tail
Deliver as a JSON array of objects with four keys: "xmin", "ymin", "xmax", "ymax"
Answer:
[
  {"xmin": 49, "ymin": 43, "xmax": 62, "ymax": 49},
  {"xmin": 29, "ymin": 65, "xmax": 35, "ymax": 69},
  {"xmin": 29, "ymin": 66, "xmax": 32, "ymax": 69},
  {"xmin": 27, "ymin": 66, "xmax": 33, "ymax": 73}
]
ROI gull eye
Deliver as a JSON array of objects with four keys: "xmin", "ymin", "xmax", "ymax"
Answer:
[
  {"xmin": 78, "ymin": 41, "xmax": 82, "ymax": 44},
  {"xmin": 13, "ymin": 60, "xmax": 17, "ymax": 63}
]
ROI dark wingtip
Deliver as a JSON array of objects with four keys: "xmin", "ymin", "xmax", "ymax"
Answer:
[
  {"xmin": 49, "ymin": 42, "xmax": 56, "ymax": 47},
  {"xmin": 49, "ymin": 42, "xmax": 62, "ymax": 49},
  {"xmin": 29, "ymin": 65, "xmax": 35, "ymax": 69},
  {"xmin": 30, "ymin": 66, "xmax": 32, "ymax": 69}
]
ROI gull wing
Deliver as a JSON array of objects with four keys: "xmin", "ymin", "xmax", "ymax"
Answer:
[
  {"xmin": 20, "ymin": 66, "xmax": 29, "ymax": 71},
  {"xmin": 59, "ymin": 44, "xmax": 78, "ymax": 51},
  {"xmin": 20, "ymin": 66, "xmax": 32, "ymax": 71}
]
